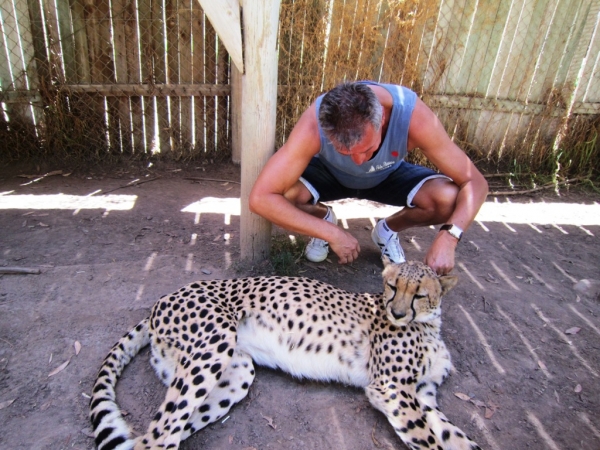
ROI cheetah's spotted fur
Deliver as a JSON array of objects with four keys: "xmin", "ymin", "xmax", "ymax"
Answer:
[{"xmin": 90, "ymin": 259, "xmax": 480, "ymax": 450}]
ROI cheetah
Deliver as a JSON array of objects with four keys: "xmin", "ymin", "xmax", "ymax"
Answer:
[{"xmin": 90, "ymin": 259, "xmax": 480, "ymax": 450}]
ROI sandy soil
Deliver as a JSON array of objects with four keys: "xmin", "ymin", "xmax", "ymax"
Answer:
[{"xmin": 0, "ymin": 161, "xmax": 599, "ymax": 450}]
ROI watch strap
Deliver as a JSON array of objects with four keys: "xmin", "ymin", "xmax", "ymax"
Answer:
[{"xmin": 440, "ymin": 224, "xmax": 463, "ymax": 241}]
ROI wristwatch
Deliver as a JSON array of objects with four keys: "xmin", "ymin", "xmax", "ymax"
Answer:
[{"xmin": 440, "ymin": 224, "xmax": 463, "ymax": 241}]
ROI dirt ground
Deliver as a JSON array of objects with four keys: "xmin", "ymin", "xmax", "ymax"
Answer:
[{"xmin": 0, "ymin": 160, "xmax": 599, "ymax": 450}]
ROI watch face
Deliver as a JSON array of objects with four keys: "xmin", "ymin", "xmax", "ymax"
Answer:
[
  {"xmin": 442, "ymin": 224, "xmax": 462, "ymax": 240},
  {"xmin": 449, "ymin": 226, "xmax": 462, "ymax": 239}
]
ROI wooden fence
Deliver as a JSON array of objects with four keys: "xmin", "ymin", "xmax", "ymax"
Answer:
[{"xmin": 1, "ymin": 0, "xmax": 599, "ymax": 173}]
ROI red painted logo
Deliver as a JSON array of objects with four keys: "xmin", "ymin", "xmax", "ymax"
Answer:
[{"xmin": 391, "ymin": 151, "xmax": 399, "ymax": 158}]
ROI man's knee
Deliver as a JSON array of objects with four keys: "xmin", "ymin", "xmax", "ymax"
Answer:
[
  {"xmin": 414, "ymin": 178, "xmax": 458, "ymax": 214},
  {"xmin": 283, "ymin": 180, "xmax": 313, "ymax": 206}
]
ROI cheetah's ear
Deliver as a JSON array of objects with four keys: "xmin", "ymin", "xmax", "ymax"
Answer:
[
  {"xmin": 438, "ymin": 275, "xmax": 458, "ymax": 295},
  {"xmin": 381, "ymin": 255, "xmax": 392, "ymax": 267}
]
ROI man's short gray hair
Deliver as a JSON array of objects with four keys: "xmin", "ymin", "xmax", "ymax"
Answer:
[{"xmin": 318, "ymin": 82, "xmax": 383, "ymax": 150}]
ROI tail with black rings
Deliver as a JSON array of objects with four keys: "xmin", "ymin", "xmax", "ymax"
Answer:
[{"xmin": 89, "ymin": 318, "xmax": 150, "ymax": 450}]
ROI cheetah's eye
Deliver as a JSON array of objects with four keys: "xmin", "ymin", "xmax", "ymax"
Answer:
[{"xmin": 413, "ymin": 294, "xmax": 426, "ymax": 300}]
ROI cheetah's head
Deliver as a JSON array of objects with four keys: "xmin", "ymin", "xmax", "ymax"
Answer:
[{"xmin": 381, "ymin": 258, "xmax": 457, "ymax": 325}]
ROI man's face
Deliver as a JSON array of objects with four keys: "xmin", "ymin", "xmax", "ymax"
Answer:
[{"xmin": 335, "ymin": 124, "xmax": 382, "ymax": 165}]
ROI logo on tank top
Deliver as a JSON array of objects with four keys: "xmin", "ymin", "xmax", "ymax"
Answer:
[{"xmin": 367, "ymin": 161, "xmax": 395, "ymax": 173}]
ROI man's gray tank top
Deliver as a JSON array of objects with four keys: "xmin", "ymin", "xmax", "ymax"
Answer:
[{"xmin": 315, "ymin": 81, "xmax": 417, "ymax": 189}]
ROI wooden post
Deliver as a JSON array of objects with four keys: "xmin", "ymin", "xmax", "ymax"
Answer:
[
  {"xmin": 230, "ymin": 63, "xmax": 242, "ymax": 164},
  {"xmin": 240, "ymin": 0, "xmax": 281, "ymax": 261}
]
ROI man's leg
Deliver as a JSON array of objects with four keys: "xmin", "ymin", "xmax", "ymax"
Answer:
[
  {"xmin": 364, "ymin": 162, "xmax": 457, "ymax": 263},
  {"xmin": 282, "ymin": 180, "xmax": 338, "ymax": 262},
  {"xmin": 385, "ymin": 177, "xmax": 458, "ymax": 231},
  {"xmin": 282, "ymin": 180, "xmax": 329, "ymax": 219},
  {"xmin": 284, "ymin": 158, "xmax": 354, "ymax": 262}
]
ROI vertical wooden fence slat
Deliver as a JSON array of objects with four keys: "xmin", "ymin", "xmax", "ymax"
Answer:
[
  {"xmin": 422, "ymin": 0, "xmax": 452, "ymax": 93},
  {"xmin": 192, "ymin": 5, "xmax": 205, "ymax": 152},
  {"xmin": 427, "ymin": 0, "xmax": 463, "ymax": 139},
  {"xmin": 81, "ymin": 0, "xmax": 108, "ymax": 151},
  {"xmin": 495, "ymin": 0, "xmax": 546, "ymax": 152},
  {"xmin": 581, "ymin": 16, "xmax": 600, "ymax": 103},
  {"xmin": 534, "ymin": 0, "xmax": 580, "ymax": 102},
  {"xmin": 0, "ymin": 0, "xmax": 39, "ymax": 148},
  {"xmin": 216, "ymin": 36, "xmax": 229, "ymax": 153},
  {"xmin": 231, "ymin": 63, "xmax": 241, "ymax": 163},
  {"xmin": 478, "ymin": 0, "xmax": 530, "ymax": 155},
  {"xmin": 457, "ymin": 1, "xmax": 508, "ymax": 149},
  {"xmin": 69, "ymin": 0, "xmax": 90, "ymax": 83},
  {"xmin": 165, "ymin": 0, "xmax": 179, "ymax": 153},
  {"xmin": 55, "ymin": 0, "xmax": 77, "ymax": 82},
  {"xmin": 99, "ymin": 0, "xmax": 121, "ymax": 152},
  {"xmin": 296, "ymin": 3, "xmax": 322, "ymax": 118},
  {"xmin": 3, "ymin": 1, "xmax": 30, "ymax": 91},
  {"xmin": 17, "ymin": 0, "xmax": 44, "ymax": 123},
  {"xmin": 152, "ymin": 0, "xmax": 170, "ymax": 153},
  {"xmin": 123, "ymin": 0, "xmax": 143, "ymax": 152},
  {"xmin": 458, "ymin": 2, "xmax": 501, "ymax": 94},
  {"xmin": 178, "ymin": 0, "xmax": 193, "ymax": 153},
  {"xmin": 352, "ymin": 0, "xmax": 369, "ymax": 80},
  {"xmin": 508, "ymin": 0, "xmax": 565, "ymax": 156},
  {"xmin": 205, "ymin": 23, "xmax": 216, "ymax": 153},
  {"xmin": 319, "ymin": 0, "xmax": 335, "ymax": 90},
  {"xmin": 0, "ymin": 10, "xmax": 11, "ymax": 90},
  {"xmin": 553, "ymin": 0, "xmax": 597, "ymax": 150},
  {"xmin": 442, "ymin": 0, "xmax": 474, "ymax": 95},
  {"xmin": 434, "ymin": 0, "xmax": 464, "ymax": 94},
  {"xmin": 138, "ymin": 0, "xmax": 153, "ymax": 152},
  {"xmin": 112, "ymin": 0, "xmax": 132, "ymax": 153},
  {"xmin": 440, "ymin": 0, "xmax": 478, "ymax": 145},
  {"xmin": 370, "ymin": 0, "xmax": 386, "ymax": 78},
  {"xmin": 406, "ymin": 0, "xmax": 437, "ymax": 91},
  {"xmin": 0, "ymin": 18, "xmax": 11, "ymax": 137},
  {"xmin": 571, "ymin": 2, "xmax": 600, "ymax": 104},
  {"xmin": 397, "ymin": 1, "xmax": 430, "ymax": 88},
  {"xmin": 417, "ymin": 0, "xmax": 441, "ymax": 90},
  {"xmin": 471, "ymin": 1, "xmax": 516, "ymax": 152},
  {"xmin": 41, "ymin": 0, "xmax": 64, "ymax": 82},
  {"xmin": 327, "ymin": 0, "xmax": 346, "ymax": 84},
  {"xmin": 523, "ymin": 0, "xmax": 576, "ymax": 159},
  {"xmin": 277, "ymin": 0, "xmax": 294, "ymax": 145}
]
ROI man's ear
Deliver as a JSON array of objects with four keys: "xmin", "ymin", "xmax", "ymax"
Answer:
[{"xmin": 439, "ymin": 275, "xmax": 458, "ymax": 295}]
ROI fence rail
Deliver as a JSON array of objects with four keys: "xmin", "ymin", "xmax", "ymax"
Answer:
[{"xmin": 1, "ymin": 0, "xmax": 599, "ymax": 175}]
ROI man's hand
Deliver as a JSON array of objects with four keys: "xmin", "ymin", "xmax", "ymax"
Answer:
[
  {"xmin": 425, "ymin": 231, "xmax": 458, "ymax": 275},
  {"xmin": 329, "ymin": 229, "xmax": 361, "ymax": 264}
]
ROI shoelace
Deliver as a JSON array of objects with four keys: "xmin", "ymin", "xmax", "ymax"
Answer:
[
  {"xmin": 381, "ymin": 233, "xmax": 404, "ymax": 261},
  {"xmin": 308, "ymin": 236, "xmax": 328, "ymax": 248}
]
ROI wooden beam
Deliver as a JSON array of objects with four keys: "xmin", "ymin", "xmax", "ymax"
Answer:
[
  {"xmin": 57, "ymin": 84, "xmax": 231, "ymax": 96},
  {"xmin": 239, "ymin": 0, "xmax": 281, "ymax": 261},
  {"xmin": 197, "ymin": 0, "xmax": 244, "ymax": 73}
]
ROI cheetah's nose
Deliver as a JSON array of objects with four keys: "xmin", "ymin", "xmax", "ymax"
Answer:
[{"xmin": 392, "ymin": 310, "xmax": 406, "ymax": 320}]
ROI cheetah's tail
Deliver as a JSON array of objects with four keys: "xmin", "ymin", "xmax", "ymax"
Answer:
[{"xmin": 89, "ymin": 318, "xmax": 151, "ymax": 450}]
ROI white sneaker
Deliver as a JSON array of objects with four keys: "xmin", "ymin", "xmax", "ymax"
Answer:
[
  {"xmin": 305, "ymin": 208, "xmax": 337, "ymax": 263},
  {"xmin": 371, "ymin": 220, "xmax": 406, "ymax": 264}
]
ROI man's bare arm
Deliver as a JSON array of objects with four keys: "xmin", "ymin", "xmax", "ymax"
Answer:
[
  {"xmin": 408, "ymin": 98, "xmax": 489, "ymax": 272},
  {"xmin": 249, "ymin": 103, "xmax": 360, "ymax": 263}
]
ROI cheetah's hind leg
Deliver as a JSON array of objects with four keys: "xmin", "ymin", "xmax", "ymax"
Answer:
[
  {"xmin": 181, "ymin": 349, "xmax": 255, "ymax": 440},
  {"xmin": 136, "ymin": 336, "xmax": 239, "ymax": 449}
]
